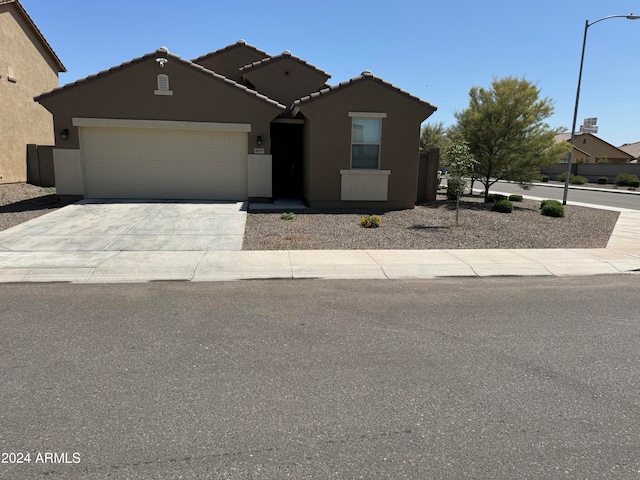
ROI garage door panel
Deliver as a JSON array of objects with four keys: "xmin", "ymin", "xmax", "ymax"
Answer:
[{"xmin": 80, "ymin": 127, "xmax": 248, "ymax": 200}]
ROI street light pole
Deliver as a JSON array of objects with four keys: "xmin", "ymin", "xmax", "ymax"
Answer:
[{"xmin": 562, "ymin": 14, "xmax": 640, "ymax": 205}]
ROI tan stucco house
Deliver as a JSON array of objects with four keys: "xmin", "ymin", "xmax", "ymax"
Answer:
[
  {"xmin": 555, "ymin": 133, "xmax": 635, "ymax": 165},
  {"xmin": 0, "ymin": 0, "xmax": 65, "ymax": 183},
  {"xmin": 35, "ymin": 40, "xmax": 437, "ymax": 208},
  {"xmin": 619, "ymin": 141, "xmax": 640, "ymax": 163}
]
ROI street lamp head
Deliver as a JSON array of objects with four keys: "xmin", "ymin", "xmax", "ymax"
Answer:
[{"xmin": 626, "ymin": 13, "xmax": 640, "ymax": 19}]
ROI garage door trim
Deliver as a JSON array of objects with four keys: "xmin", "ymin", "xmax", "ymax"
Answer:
[{"xmin": 73, "ymin": 117, "xmax": 252, "ymax": 133}]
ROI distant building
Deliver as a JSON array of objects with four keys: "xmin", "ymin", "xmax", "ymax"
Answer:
[
  {"xmin": 618, "ymin": 141, "xmax": 640, "ymax": 163},
  {"xmin": 554, "ymin": 133, "xmax": 635, "ymax": 165}
]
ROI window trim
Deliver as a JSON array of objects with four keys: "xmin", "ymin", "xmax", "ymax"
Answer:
[{"xmin": 350, "ymin": 113, "xmax": 386, "ymax": 169}]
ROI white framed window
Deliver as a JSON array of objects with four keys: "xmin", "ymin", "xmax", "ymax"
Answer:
[
  {"xmin": 154, "ymin": 74, "xmax": 173, "ymax": 95},
  {"xmin": 349, "ymin": 112, "xmax": 386, "ymax": 169}
]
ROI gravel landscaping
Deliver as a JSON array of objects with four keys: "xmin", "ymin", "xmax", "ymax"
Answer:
[
  {"xmin": 1, "ymin": 183, "xmax": 620, "ymax": 250},
  {"xmin": 243, "ymin": 194, "xmax": 619, "ymax": 250},
  {"xmin": 0, "ymin": 183, "xmax": 76, "ymax": 232}
]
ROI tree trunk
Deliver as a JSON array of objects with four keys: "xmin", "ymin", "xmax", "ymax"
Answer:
[
  {"xmin": 456, "ymin": 193, "xmax": 460, "ymax": 226},
  {"xmin": 484, "ymin": 183, "xmax": 490, "ymax": 203}
]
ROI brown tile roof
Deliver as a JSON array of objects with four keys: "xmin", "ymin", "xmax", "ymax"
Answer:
[
  {"xmin": 555, "ymin": 132, "xmax": 635, "ymax": 159},
  {"xmin": 619, "ymin": 141, "xmax": 640, "ymax": 159},
  {"xmin": 239, "ymin": 50, "xmax": 331, "ymax": 79},
  {"xmin": 34, "ymin": 49, "xmax": 286, "ymax": 110},
  {"xmin": 191, "ymin": 39, "xmax": 270, "ymax": 64},
  {"xmin": 292, "ymin": 70, "xmax": 437, "ymax": 111},
  {"xmin": 1, "ymin": 0, "xmax": 66, "ymax": 72},
  {"xmin": 554, "ymin": 133, "xmax": 572, "ymax": 143}
]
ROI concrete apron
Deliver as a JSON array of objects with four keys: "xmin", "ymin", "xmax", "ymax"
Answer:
[
  {"xmin": 0, "ymin": 199, "xmax": 248, "ymax": 252},
  {"xmin": 0, "ymin": 202, "xmax": 639, "ymax": 283}
]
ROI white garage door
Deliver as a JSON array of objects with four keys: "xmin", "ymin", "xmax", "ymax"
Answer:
[{"xmin": 79, "ymin": 126, "xmax": 248, "ymax": 200}]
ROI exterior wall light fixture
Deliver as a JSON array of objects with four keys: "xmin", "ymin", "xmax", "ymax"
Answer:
[
  {"xmin": 256, "ymin": 135, "xmax": 263, "ymax": 146},
  {"xmin": 60, "ymin": 129, "xmax": 69, "ymax": 140}
]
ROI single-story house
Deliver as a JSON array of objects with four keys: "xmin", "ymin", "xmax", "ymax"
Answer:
[
  {"xmin": 0, "ymin": 0, "xmax": 65, "ymax": 184},
  {"xmin": 619, "ymin": 141, "xmax": 640, "ymax": 163},
  {"xmin": 555, "ymin": 132, "xmax": 635, "ymax": 165},
  {"xmin": 35, "ymin": 40, "xmax": 437, "ymax": 209}
]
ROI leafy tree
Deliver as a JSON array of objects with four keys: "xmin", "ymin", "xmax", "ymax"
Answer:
[
  {"xmin": 455, "ymin": 76, "xmax": 570, "ymax": 202},
  {"xmin": 420, "ymin": 121, "xmax": 448, "ymax": 151},
  {"xmin": 445, "ymin": 140, "xmax": 477, "ymax": 226}
]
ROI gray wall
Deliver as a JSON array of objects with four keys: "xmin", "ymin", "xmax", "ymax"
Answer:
[
  {"xmin": 417, "ymin": 148, "xmax": 440, "ymax": 203},
  {"xmin": 542, "ymin": 164, "xmax": 640, "ymax": 183},
  {"xmin": 26, "ymin": 144, "xmax": 55, "ymax": 186}
]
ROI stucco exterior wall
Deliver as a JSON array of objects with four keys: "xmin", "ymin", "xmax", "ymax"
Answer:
[
  {"xmin": 193, "ymin": 46, "xmax": 268, "ymax": 83},
  {"xmin": 296, "ymin": 80, "xmax": 435, "ymax": 209},
  {"xmin": 38, "ymin": 57, "xmax": 283, "ymax": 153},
  {"xmin": 247, "ymin": 153, "xmax": 272, "ymax": 197},
  {"xmin": 0, "ymin": 4, "xmax": 59, "ymax": 183},
  {"xmin": 52, "ymin": 148, "xmax": 82, "ymax": 195},
  {"xmin": 243, "ymin": 58, "xmax": 329, "ymax": 107},
  {"xmin": 564, "ymin": 134, "xmax": 634, "ymax": 164}
]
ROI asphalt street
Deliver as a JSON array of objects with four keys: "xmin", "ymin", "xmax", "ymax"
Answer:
[
  {"xmin": 480, "ymin": 181, "xmax": 640, "ymax": 210},
  {"xmin": 1, "ymin": 276, "xmax": 640, "ymax": 479}
]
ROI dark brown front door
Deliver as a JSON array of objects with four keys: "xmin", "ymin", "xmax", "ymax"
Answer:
[{"xmin": 271, "ymin": 122, "xmax": 303, "ymax": 198}]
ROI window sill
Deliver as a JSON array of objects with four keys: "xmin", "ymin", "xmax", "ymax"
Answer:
[
  {"xmin": 340, "ymin": 169, "xmax": 390, "ymax": 175},
  {"xmin": 154, "ymin": 90, "xmax": 173, "ymax": 96}
]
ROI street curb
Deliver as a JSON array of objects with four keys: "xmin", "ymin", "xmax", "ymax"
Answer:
[{"xmin": 503, "ymin": 180, "xmax": 640, "ymax": 196}]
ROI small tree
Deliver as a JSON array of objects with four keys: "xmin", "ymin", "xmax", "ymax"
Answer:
[
  {"xmin": 455, "ymin": 76, "xmax": 570, "ymax": 202},
  {"xmin": 420, "ymin": 121, "xmax": 450, "ymax": 151},
  {"xmin": 445, "ymin": 140, "xmax": 477, "ymax": 226}
]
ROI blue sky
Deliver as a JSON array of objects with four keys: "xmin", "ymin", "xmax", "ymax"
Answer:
[{"xmin": 23, "ymin": 0, "xmax": 640, "ymax": 146}]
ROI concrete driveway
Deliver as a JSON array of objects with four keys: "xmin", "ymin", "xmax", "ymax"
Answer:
[{"xmin": 0, "ymin": 199, "xmax": 248, "ymax": 252}]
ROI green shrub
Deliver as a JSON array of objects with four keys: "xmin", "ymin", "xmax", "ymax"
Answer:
[
  {"xmin": 570, "ymin": 175, "xmax": 588, "ymax": 185},
  {"xmin": 615, "ymin": 173, "xmax": 639, "ymax": 186},
  {"xmin": 360, "ymin": 214, "xmax": 382, "ymax": 228},
  {"xmin": 491, "ymin": 199, "xmax": 513, "ymax": 213},
  {"xmin": 556, "ymin": 172, "xmax": 567, "ymax": 182},
  {"xmin": 598, "ymin": 176, "xmax": 608, "ymax": 185},
  {"xmin": 280, "ymin": 212, "xmax": 295, "ymax": 220},
  {"xmin": 630, "ymin": 180, "xmax": 640, "ymax": 188},
  {"xmin": 540, "ymin": 199, "xmax": 562, "ymax": 209},
  {"xmin": 487, "ymin": 193, "xmax": 507, "ymax": 203},
  {"xmin": 446, "ymin": 178, "xmax": 467, "ymax": 200},
  {"xmin": 541, "ymin": 203, "xmax": 565, "ymax": 218},
  {"xmin": 541, "ymin": 175, "xmax": 549, "ymax": 183},
  {"xmin": 508, "ymin": 194, "xmax": 523, "ymax": 202}
]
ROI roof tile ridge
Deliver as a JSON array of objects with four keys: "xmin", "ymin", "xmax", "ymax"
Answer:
[
  {"xmin": 35, "ymin": 52, "xmax": 156, "ymax": 101},
  {"xmin": 191, "ymin": 39, "xmax": 270, "ymax": 63},
  {"xmin": 293, "ymin": 72, "xmax": 436, "ymax": 111},
  {"xmin": 36, "ymin": 50, "xmax": 286, "ymax": 111},
  {"xmin": 239, "ymin": 51, "xmax": 331, "ymax": 77}
]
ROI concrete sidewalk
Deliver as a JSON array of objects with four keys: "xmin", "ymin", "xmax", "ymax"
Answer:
[{"xmin": 0, "ymin": 207, "xmax": 639, "ymax": 283}]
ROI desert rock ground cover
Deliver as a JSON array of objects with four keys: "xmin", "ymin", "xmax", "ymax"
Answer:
[
  {"xmin": 243, "ymin": 194, "xmax": 618, "ymax": 250},
  {"xmin": 0, "ymin": 184, "xmax": 619, "ymax": 250}
]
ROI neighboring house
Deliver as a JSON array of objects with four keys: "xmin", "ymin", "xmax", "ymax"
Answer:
[
  {"xmin": 619, "ymin": 141, "xmax": 640, "ymax": 163},
  {"xmin": 554, "ymin": 132, "xmax": 635, "ymax": 165},
  {"xmin": 35, "ymin": 40, "xmax": 437, "ymax": 208},
  {"xmin": 0, "ymin": 0, "xmax": 65, "ymax": 183}
]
